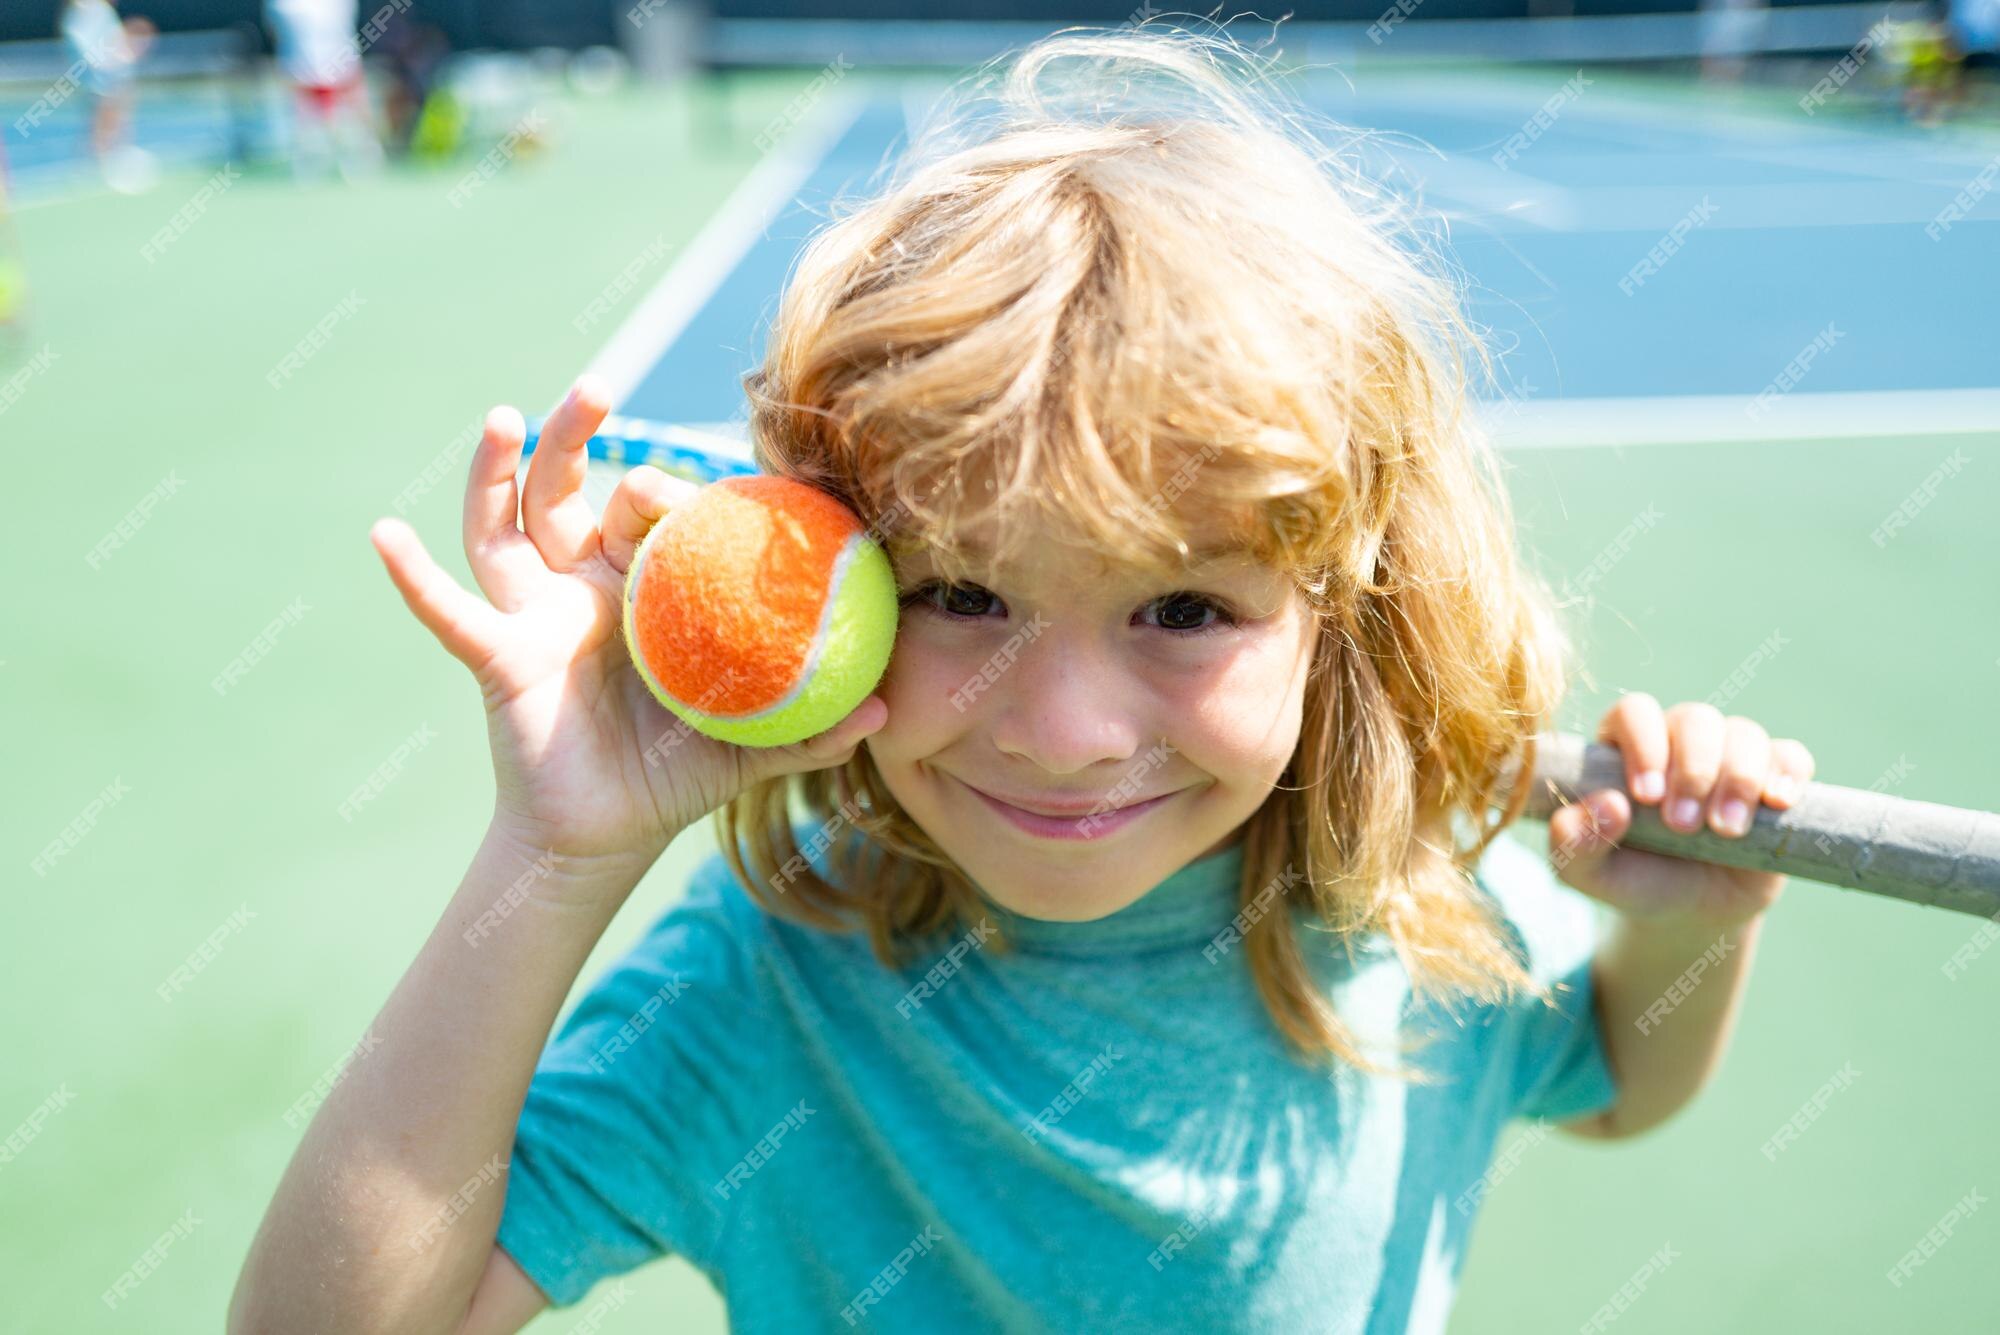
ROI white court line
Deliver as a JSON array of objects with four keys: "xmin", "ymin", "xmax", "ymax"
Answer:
[
  {"xmin": 586, "ymin": 92, "xmax": 869, "ymax": 406},
  {"xmin": 684, "ymin": 420, "xmax": 752, "ymax": 441},
  {"xmin": 1434, "ymin": 177, "xmax": 2000, "ymax": 231},
  {"xmin": 1351, "ymin": 63, "xmax": 2000, "ymax": 171},
  {"xmin": 689, "ymin": 389, "xmax": 2000, "ymax": 452},
  {"xmin": 1416, "ymin": 155, "xmax": 1578, "ymax": 230},
  {"xmin": 589, "ymin": 92, "xmax": 1992, "ymax": 455},
  {"xmin": 1482, "ymin": 388, "xmax": 2000, "ymax": 448}
]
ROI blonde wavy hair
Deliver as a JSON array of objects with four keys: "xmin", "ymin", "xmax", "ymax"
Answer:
[{"xmin": 712, "ymin": 20, "xmax": 1573, "ymax": 1076}]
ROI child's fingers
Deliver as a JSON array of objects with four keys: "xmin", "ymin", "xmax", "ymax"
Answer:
[
  {"xmin": 1661, "ymin": 702, "xmax": 1728, "ymax": 833},
  {"xmin": 521, "ymin": 374, "xmax": 613, "ymax": 573},
  {"xmin": 1549, "ymin": 790, "xmax": 1628, "ymax": 887},
  {"xmin": 1597, "ymin": 691, "xmax": 1669, "ymax": 804},
  {"xmin": 600, "ymin": 465, "xmax": 699, "ymax": 573},
  {"xmin": 763, "ymin": 696, "xmax": 890, "ymax": 777},
  {"xmin": 801, "ymin": 695, "xmax": 890, "ymax": 758},
  {"xmin": 1703, "ymin": 717, "xmax": 1773, "ymax": 838},
  {"xmin": 1763, "ymin": 738, "xmax": 1816, "ymax": 807},
  {"xmin": 371, "ymin": 517, "xmax": 506, "ymax": 674},
  {"xmin": 462, "ymin": 405, "xmax": 545, "ymax": 612}
]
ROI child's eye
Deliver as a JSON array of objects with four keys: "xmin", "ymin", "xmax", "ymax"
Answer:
[
  {"xmin": 899, "ymin": 581, "xmax": 1001, "ymax": 620},
  {"xmin": 1143, "ymin": 592, "xmax": 1240, "ymax": 636},
  {"xmin": 898, "ymin": 582, "xmax": 1240, "ymax": 637}
]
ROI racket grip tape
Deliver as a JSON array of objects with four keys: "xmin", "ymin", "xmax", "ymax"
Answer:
[{"xmin": 1511, "ymin": 732, "xmax": 2000, "ymax": 919}]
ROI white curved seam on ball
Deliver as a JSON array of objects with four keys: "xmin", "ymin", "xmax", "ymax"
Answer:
[
  {"xmin": 634, "ymin": 528, "xmax": 874, "ymax": 726},
  {"xmin": 625, "ymin": 521, "xmax": 683, "ymax": 717}
]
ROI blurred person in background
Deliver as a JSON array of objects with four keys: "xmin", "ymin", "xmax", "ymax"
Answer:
[
  {"xmin": 1889, "ymin": 0, "xmax": 1974, "ymax": 124},
  {"xmin": 376, "ymin": 11, "xmax": 460, "ymax": 159},
  {"xmin": 1699, "ymin": 0, "xmax": 1769, "ymax": 84},
  {"xmin": 60, "ymin": 0, "xmax": 159, "ymax": 193},
  {"xmin": 264, "ymin": 0, "xmax": 383, "ymax": 183}
]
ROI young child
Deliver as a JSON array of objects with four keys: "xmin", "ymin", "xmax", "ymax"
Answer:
[{"xmin": 232, "ymin": 26, "xmax": 1817, "ymax": 1333}]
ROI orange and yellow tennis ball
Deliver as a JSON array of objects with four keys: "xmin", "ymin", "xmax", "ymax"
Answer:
[{"xmin": 622, "ymin": 475, "xmax": 899, "ymax": 748}]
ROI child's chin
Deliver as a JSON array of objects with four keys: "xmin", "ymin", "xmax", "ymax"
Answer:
[{"xmin": 962, "ymin": 857, "xmax": 1161, "ymax": 923}]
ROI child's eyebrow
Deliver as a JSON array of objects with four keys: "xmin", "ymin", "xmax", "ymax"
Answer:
[
  {"xmin": 897, "ymin": 540, "xmax": 1249, "ymax": 570},
  {"xmin": 1177, "ymin": 543, "xmax": 1252, "ymax": 567}
]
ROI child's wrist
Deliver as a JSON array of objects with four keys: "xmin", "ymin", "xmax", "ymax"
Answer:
[
  {"xmin": 1610, "ymin": 893, "xmax": 1776, "ymax": 946},
  {"xmin": 479, "ymin": 817, "xmax": 663, "ymax": 903}
]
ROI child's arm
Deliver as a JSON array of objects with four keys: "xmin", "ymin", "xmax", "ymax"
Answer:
[
  {"xmin": 1537, "ymin": 693, "xmax": 1816, "ymax": 1140},
  {"xmin": 232, "ymin": 383, "xmax": 885, "ymax": 1330},
  {"xmin": 226, "ymin": 822, "xmax": 661, "ymax": 1333},
  {"xmin": 1562, "ymin": 909, "xmax": 1766, "ymax": 1139}
]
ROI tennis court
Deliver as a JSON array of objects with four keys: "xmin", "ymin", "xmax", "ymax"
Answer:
[{"xmin": 4, "ymin": 14, "xmax": 1998, "ymax": 1332}]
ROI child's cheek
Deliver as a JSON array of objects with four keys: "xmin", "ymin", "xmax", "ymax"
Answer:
[
  {"xmin": 872, "ymin": 626, "xmax": 980, "ymax": 750},
  {"xmin": 1176, "ymin": 619, "xmax": 1316, "ymax": 767}
]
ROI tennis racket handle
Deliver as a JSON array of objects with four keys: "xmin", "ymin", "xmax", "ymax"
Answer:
[{"xmin": 1511, "ymin": 732, "xmax": 2000, "ymax": 919}]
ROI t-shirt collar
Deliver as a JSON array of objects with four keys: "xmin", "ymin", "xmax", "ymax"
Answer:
[{"xmin": 970, "ymin": 841, "xmax": 1250, "ymax": 957}]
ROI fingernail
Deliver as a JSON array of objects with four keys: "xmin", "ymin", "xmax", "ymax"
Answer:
[
  {"xmin": 1718, "ymin": 799, "xmax": 1750, "ymax": 835},
  {"xmin": 1669, "ymin": 797, "xmax": 1701, "ymax": 829},
  {"xmin": 1633, "ymin": 770, "xmax": 1665, "ymax": 801}
]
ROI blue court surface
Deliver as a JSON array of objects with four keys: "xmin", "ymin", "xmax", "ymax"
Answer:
[{"xmin": 599, "ymin": 73, "xmax": 2000, "ymax": 447}]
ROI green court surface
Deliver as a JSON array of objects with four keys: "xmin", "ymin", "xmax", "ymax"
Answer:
[{"xmin": 4, "ymin": 73, "xmax": 1998, "ymax": 1333}]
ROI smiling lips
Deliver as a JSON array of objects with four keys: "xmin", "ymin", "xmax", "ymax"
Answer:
[{"xmin": 961, "ymin": 779, "xmax": 1178, "ymax": 841}]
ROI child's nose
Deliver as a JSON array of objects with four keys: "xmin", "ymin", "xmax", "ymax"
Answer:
[{"xmin": 985, "ymin": 641, "xmax": 1150, "ymax": 774}]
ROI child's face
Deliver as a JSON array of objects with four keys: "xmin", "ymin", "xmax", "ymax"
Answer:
[{"xmin": 868, "ymin": 524, "xmax": 1320, "ymax": 923}]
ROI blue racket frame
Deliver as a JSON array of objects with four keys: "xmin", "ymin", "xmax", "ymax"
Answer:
[{"xmin": 521, "ymin": 414, "xmax": 761, "ymax": 486}]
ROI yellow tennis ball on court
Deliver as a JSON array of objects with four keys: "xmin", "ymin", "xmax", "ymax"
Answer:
[
  {"xmin": 622, "ymin": 474, "xmax": 899, "ymax": 748},
  {"xmin": 0, "ymin": 258, "xmax": 26, "ymax": 324}
]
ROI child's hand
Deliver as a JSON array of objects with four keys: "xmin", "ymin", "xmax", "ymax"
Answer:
[
  {"xmin": 367, "ymin": 377, "xmax": 889, "ymax": 872},
  {"xmin": 1545, "ymin": 694, "xmax": 1816, "ymax": 930}
]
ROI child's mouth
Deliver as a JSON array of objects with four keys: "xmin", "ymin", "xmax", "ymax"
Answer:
[{"xmin": 959, "ymin": 778, "xmax": 1178, "ymax": 842}]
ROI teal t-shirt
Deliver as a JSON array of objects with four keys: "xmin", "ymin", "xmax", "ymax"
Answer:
[{"xmin": 495, "ymin": 824, "xmax": 1616, "ymax": 1331}]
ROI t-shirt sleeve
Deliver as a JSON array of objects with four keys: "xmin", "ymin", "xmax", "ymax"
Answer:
[
  {"xmin": 495, "ymin": 851, "xmax": 758, "ymax": 1307},
  {"xmin": 1474, "ymin": 833, "xmax": 1620, "ymax": 1126}
]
